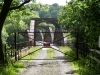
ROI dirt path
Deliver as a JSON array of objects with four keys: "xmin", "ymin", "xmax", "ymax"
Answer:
[
  {"xmin": 55, "ymin": 49, "xmax": 75, "ymax": 75},
  {"xmin": 36, "ymin": 60, "xmax": 61, "ymax": 75},
  {"xmin": 19, "ymin": 49, "xmax": 47, "ymax": 75},
  {"xmin": 19, "ymin": 46, "xmax": 75, "ymax": 75}
]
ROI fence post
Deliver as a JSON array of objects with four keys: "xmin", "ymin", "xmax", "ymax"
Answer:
[
  {"xmin": 76, "ymin": 31, "xmax": 79, "ymax": 60},
  {"xmin": 4, "ymin": 44, "xmax": 7, "ymax": 64},
  {"xmin": 14, "ymin": 32, "xmax": 17, "ymax": 61},
  {"xmin": 34, "ymin": 32, "xmax": 36, "ymax": 46}
]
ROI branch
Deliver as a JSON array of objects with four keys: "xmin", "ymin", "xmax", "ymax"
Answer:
[{"xmin": 9, "ymin": 0, "xmax": 31, "ymax": 11}]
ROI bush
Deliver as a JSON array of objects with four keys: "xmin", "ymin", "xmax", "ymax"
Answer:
[
  {"xmin": 0, "ymin": 65, "xmax": 18, "ymax": 75},
  {"xmin": 13, "ymin": 62, "xmax": 24, "ymax": 68},
  {"xmin": 61, "ymin": 46, "xmax": 100, "ymax": 75}
]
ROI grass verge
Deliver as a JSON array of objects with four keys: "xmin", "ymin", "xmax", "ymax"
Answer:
[
  {"xmin": 0, "ymin": 46, "xmax": 42, "ymax": 75},
  {"xmin": 21, "ymin": 46, "xmax": 42, "ymax": 62},
  {"xmin": 46, "ymin": 48, "xmax": 55, "ymax": 59},
  {"xmin": 59, "ymin": 46, "xmax": 76, "ymax": 61},
  {"xmin": 59, "ymin": 46, "xmax": 100, "ymax": 75},
  {"xmin": 0, "ymin": 61, "xmax": 25, "ymax": 75}
]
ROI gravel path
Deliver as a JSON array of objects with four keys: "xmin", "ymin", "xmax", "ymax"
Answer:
[
  {"xmin": 55, "ymin": 49, "xmax": 75, "ymax": 75},
  {"xmin": 19, "ymin": 46, "xmax": 75, "ymax": 75},
  {"xmin": 52, "ymin": 45, "xmax": 75, "ymax": 75},
  {"xmin": 36, "ymin": 60, "xmax": 61, "ymax": 75},
  {"xmin": 19, "ymin": 49, "xmax": 47, "ymax": 75}
]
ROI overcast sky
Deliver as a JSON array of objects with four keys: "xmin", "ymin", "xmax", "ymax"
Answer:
[{"xmin": 36, "ymin": 0, "xmax": 71, "ymax": 5}]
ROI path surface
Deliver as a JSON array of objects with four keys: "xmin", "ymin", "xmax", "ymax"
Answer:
[{"xmin": 19, "ymin": 46, "xmax": 75, "ymax": 75}]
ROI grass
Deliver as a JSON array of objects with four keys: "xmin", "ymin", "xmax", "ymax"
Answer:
[
  {"xmin": 0, "ymin": 46, "xmax": 42, "ymax": 75},
  {"xmin": 13, "ymin": 61, "xmax": 26, "ymax": 72},
  {"xmin": 59, "ymin": 46, "xmax": 76, "ymax": 60},
  {"xmin": 59, "ymin": 46, "xmax": 100, "ymax": 75},
  {"xmin": 71, "ymin": 57, "xmax": 100, "ymax": 75},
  {"xmin": 21, "ymin": 46, "xmax": 42, "ymax": 62},
  {"xmin": 0, "ymin": 66, "xmax": 18, "ymax": 75},
  {"xmin": 0, "ymin": 61, "xmax": 25, "ymax": 75},
  {"xmin": 46, "ymin": 48, "xmax": 55, "ymax": 59}
]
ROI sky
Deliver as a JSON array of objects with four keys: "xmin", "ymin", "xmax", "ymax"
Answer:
[{"xmin": 36, "ymin": 0, "xmax": 71, "ymax": 5}]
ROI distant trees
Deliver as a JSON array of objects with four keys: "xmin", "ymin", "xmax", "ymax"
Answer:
[
  {"xmin": 52, "ymin": 3, "xmax": 59, "ymax": 7},
  {"xmin": 35, "ymin": 3, "xmax": 62, "ymax": 18}
]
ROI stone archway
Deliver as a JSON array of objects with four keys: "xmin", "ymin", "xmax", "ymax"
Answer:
[{"xmin": 28, "ymin": 18, "xmax": 64, "ymax": 46}]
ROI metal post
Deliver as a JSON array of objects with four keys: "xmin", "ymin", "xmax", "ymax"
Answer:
[
  {"xmin": 4, "ymin": 44, "xmax": 7, "ymax": 64},
  {"xmin": 76, "ymin": 32, "xmax": 79, "ymax": 60},
  {"xmin": 34, "ymin": 32, "xmax": 36, "ymax": 46},
  {"xmin": 14, "ymin": 32, "xmax": 17, "ymax": 61}
]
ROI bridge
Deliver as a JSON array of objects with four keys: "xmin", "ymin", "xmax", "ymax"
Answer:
[
  {"xmin": 25, "ymin": 18, "xmax": 64, "ymax": 46},
  {"xmin": 6, "ymin": 18, "xmax": 69, "ymax": 61}
]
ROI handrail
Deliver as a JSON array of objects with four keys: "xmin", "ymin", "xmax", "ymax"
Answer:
[
  {"xmin": 90, "ymin": 49, "xmax": 100, "ymax": 55},
  {"xmin": 89, "ymin": 49, "xmax": 100, "ymax": 64}
]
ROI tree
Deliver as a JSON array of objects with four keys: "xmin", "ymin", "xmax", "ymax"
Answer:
[
  {"xmin": 34, "ymin": 3, "xmax": 62, "ymax": 18},
  {"xmin": 2, "ymin": 27, "xmax": 9, "ymax": 45},
  {"xmin": 59, "ymin": 0, "xmax": 100, "ymax": 49},
  {"xmin": 52, "ymin": 3, "xmax": 59, "ymax": 7},
  {"xmin": 0, "ymin": 0, "xmax": 32, "ymax": 64},
  {"xmin": 51, "ymin": 10, "xmax": 58, "ymax": 18}
]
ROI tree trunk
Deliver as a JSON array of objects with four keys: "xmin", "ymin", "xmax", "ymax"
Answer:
[{"xmin": 0, "ymin": 0, "xmax": 13, "ymax": 64}]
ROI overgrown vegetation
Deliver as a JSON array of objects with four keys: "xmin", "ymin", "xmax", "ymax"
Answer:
[
  {"xmin": 21, "ymin": 46, "xmax": 42, "ymax": 62},
  {"xmin": 46, "ymin": 48, "xmax": 55, "ymax": 59},
  {"xmin": 60, "ymin": 46, "xmax": 100, "ymax": 75},
  {"xmin": 0, "ymin": 61, "xmax": 24, "ymax": 75},
  {"xmin": 0, "ymin": 46, "xmax": 42, "ymax": 75},
  {"xmin": 60, "ymin": 46, "xmax": 76, "ymax": 60},
  {"xmin": 59, "ymin": 0, "xmax": 100, "ymax": 49},
  {"xmin": 59, "ymin": 0, "xmax": 100, "ymax": 74}
]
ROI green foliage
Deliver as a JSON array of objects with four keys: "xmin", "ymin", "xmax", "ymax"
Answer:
[
  {"xmin": 71, "ymin": 57, "xmax": 100, "ymax": 75},
  {"xmin": 1, "ymin": 2, "xmax": 63, "ymax": 45},
  {"xmin": 13, "ymin": 61, "xmax": 26, "ymax": 72},
  {"xmin": 1, "ymin": 1, "xmax": 40, "ymax": 45},
  {"xmin": 22, "ymin": 4, "xmax": 40, "ymax": 25},
  {"xmin": 47, "ymin": 48, "xmax": 55, "ymax": 59},
  {"xmin": 13, "ymin": 61, "xmax": 24, "ymax": 68},
  {"xmin": 0, "ymin": 61, "xmax": 25, "ymax": 75},
  {"xmin": 51, "ymin": 10, "xmax": 58, "ymax": 18},
  {"xmin": 61, "ymin": 46, "xmax": 100, "ymax": 75},
  {"xmin": 60, "ymin": 46, "xmax": 76, "ymax": 60},
  {"xmin": 59, "ymin": 0, "xmax": 100, "ymax": 49},
  {"xmin": 22, "ymin": 46, "xmax": 42, "ymax": 62},
  {"xmin": 35, "ymin": 3, "xmax": 62, "ymax": 18},
  {"xmin": 52, "ymin": 3, "xmax": 59, "ymax": 7},
  {"xmin": 0, "ymin": 65, "xmax": 18, "ymax": 75},
  {"xmin": 38, "ymin": 22, "xmax": 47, "ymax": 26},
  {"xmin": 4, "ymin": 48, "xmax": 16, "ymax": 65},
  {"xmin": 0, "ymin": 47, "xmax": 42, "ymax": 75},
  {"xmin": 2, "ymin": 27, "xmax": 9, "ymax": 44},
  {"xmin": 4, "ymin": 19, "xmax": 28, "ymax": 44}
]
